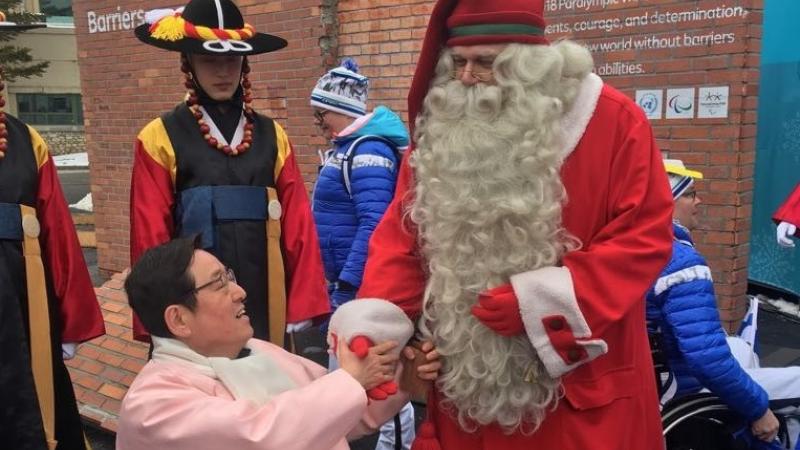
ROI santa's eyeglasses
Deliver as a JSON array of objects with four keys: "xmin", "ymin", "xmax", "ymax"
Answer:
[{"xmin": 450, "ymin": 56, "xmax": 496, "ymax": 82}]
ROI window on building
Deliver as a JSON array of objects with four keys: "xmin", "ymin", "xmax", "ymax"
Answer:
[
  {"xmin": 39, "ymin": 0, "xmax": 73, "ymax": 26},
  {"xmin": 17, "ymin": 93, "xmax": 84, "ymax": 126}
]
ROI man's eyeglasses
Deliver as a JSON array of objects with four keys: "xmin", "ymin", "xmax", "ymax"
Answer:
[
  {"xmin": 681, "ymin": 190, "xmax": 697, "ymax": 200},
  {"xmin": 192, "ymin": 267, "xmax": 237, "ymax": 294},
  {"xmin": 313, "ymin": 109, "xmax": 329, "ymax": 123}
]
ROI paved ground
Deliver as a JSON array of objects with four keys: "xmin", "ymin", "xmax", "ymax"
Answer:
[
  {"xmin": 58, "ymin": 167, "xmax": 90, "ymax": 205},
  {"xmin": 81, "ymin": 247, "xmax": 104, "ymax": 287},
  {"xmin": 84, "ymin": 423, "xmax": 114, "ymax": 450},
  {"xmin": 757, "ymin": 303, "xmax": 800, "ymax": 367}
]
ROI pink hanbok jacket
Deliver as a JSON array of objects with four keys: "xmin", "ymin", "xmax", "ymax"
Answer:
[{"xmin": 116, "ymin": 339, "xmax": 408, "ymax": 450}]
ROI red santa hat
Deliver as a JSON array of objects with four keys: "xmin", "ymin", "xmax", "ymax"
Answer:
[{"xmin": 408, "ymin": 0, "xmax": 549, "ymax": 131}]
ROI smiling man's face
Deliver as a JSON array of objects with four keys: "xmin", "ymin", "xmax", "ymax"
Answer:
[{"xmin": 179, "ymin": 250, "xmax": 252, "ymax": 358}]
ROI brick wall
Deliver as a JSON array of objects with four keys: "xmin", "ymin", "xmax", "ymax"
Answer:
[
  {"xmin": 335, "ymin": 1, "xmax": 431, "ymax": 115},
  {"xmin": 73, "ymin": 0, "xmax": 763, "ymax": 329}
]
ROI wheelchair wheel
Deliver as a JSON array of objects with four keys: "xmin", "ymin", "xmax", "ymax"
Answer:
[{"xmin": 662, "ymin": 394, "xmax": 750, "ymax": 450}]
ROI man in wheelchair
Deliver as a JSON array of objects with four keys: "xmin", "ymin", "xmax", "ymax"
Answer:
[{"xmin": 647, "ymin": 159, "xmax": 800, "ymax": 449}]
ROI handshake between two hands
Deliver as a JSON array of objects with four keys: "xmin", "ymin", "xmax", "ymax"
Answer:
[
  {"xmin": 326, "ymin": 299, "xmax": 441, "ymax": 402},
  {"xmin": 336, "ymin": 337, "xmax": 441, "ymax": 402},
  {"xmin": 327, "ymin": 285, "xmax": 523, "ymax": 402}
]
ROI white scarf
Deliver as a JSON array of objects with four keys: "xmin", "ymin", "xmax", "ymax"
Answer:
[{"xmin": 152, "ymin": 337, "xmax": 297, "ymax": 406}]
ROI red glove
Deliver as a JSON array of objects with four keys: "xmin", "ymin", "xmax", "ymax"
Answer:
[{"xmin": 471, "ymin": 284, "xmax": 525, "ymax": 337}]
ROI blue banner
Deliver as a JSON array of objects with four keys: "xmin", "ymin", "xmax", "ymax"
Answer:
[{"xmin": 749, "ymin": 1, "xmax": 800, "ymax": 296}]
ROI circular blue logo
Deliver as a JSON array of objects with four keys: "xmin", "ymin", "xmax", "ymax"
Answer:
[{"xmin": 638, "ymin": 93, "xmax": 659, "ymax": 114}]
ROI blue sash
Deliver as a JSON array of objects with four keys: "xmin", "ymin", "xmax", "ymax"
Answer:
[
  {"xmin": 175, "ymin": 185, "xmax": 268, "ymax": 249},
  {"xmin": 0, "ymin": 202, "xmax": 23, "ymax": 241}
]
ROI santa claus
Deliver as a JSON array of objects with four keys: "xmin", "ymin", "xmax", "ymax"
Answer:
[{"xmin": 358, "ymin": 0, "xmax": 674, "ymax": 448}]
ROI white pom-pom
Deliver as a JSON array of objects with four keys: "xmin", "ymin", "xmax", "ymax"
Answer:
[{"xmin": 144, "ymin": 7, "xmax": 184, "ymax": 25}]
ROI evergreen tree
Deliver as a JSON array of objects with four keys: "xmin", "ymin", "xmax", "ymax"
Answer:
[{"xmin": 0, "ymin": 0, "xmax": 49, "ymax": 82}]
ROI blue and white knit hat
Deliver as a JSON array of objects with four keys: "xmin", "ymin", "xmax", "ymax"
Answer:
[
  {"xmin": 310, "ymin": 58, "xmax": 369, "ymax": 118},
  {"xmin": 664, "ymin": 159, "xmax": 703, "ymax": 199}
]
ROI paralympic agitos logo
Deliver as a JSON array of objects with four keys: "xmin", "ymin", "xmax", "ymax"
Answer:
[{"xmin": 668, "ymin": 94, "xmax": 693, "ymax": 114}]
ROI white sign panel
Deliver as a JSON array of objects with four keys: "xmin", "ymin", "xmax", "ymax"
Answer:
[
  {"xmin": 636, "ymin": 89, "xmax": 663, "ymax": 120},
  {"xmin": 697, "ymin": 86, "xmax": 729, "ymax": 118},
  {"xmin": 666, "ymin": 88, "xmax": 695, "ymax": 119}
]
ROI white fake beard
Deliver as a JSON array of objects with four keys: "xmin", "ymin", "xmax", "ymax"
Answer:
[{"xmin": 410, "ymin": 42, "xmax": 590, "ymax": 434}]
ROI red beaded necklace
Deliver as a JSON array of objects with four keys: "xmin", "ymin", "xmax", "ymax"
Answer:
[
  {"xmin": 181, "ymin": 56, "xmax": 254, "ymax": 156},
  {"xmin": 0, "ymin": 71, "xmax": 7, "ymax": 159}
]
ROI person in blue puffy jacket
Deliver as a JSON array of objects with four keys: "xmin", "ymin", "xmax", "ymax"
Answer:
[
  {"xmin": 647, "ymin": 159, "xmax": 800, "ymax": 448},
  {"xmin": 310, "ymin": 58, "xmax": 409, "ymax": 315},
  {"xmin": 310, "ymin": 58, "xmax": 413, "ymax": 450}
]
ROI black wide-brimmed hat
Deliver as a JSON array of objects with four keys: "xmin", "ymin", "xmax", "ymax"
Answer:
[
  {"xmin": 134, "ymin": 0, "xmax": 287, "ymax": 56},
  {"xmin": 0, "ymin": 11, "xmax": 46, "ymax": 32}
]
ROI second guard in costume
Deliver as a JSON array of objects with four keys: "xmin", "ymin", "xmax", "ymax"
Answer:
[
  {"xmin": 130, "ymin": 0, "xmax": 329, "ymax": 345},
  {"xmin": 0, "ymin": 11, "xmax": 105, "ymax": 450}
]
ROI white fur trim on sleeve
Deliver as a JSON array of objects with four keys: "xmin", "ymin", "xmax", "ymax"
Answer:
[
  {"xmin": 559, "ymin": 73, "xmax": 603, "ymax": 159},
  {"xmin": 510, "ymin": 266, "xmax": 608, "ymax": 378}
]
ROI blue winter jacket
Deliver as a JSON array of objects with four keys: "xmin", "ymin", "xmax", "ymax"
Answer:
[
  {"xmin": 646, "ymin": 223, "xmax": 768, "ymax": 422},
  {"xmin": 312, "ymin": 106, "xmax": 409, "ymax": 307}
]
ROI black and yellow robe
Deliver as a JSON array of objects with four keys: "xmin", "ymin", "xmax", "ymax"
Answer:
[
  {"xmin": 129, "ymin": 103, "xmax": 329, "ymax": 345},
  {"xmin": 0, "ymin": 114, "xmax": 105, "ymax": 450}
]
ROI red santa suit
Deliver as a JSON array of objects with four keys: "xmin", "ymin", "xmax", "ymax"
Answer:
[{"xmin": 358, "ymin": 0, "xmax": 674, "ymax": 448}]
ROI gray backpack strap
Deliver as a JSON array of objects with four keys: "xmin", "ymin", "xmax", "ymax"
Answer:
[{"xmin": 342, "ymin": 135, "xmax": 394, "ymax": 198}]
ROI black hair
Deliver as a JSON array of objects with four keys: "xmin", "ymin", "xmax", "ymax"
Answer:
[{"xmin": 124, "ymin": 236, "xmax": 201, "ymax": 338}]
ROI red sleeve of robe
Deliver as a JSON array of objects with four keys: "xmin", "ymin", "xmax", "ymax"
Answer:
[
  {"xmin": 32, "ymin": 129, "xmax": 105, "ymax": 343},
  {"xmin": 129, "ymin": 133, "xmax": 176, "ymax": 341},
  {"xmin": 275, "ymin": 141, "xmax": 330, "ymax": 323}
]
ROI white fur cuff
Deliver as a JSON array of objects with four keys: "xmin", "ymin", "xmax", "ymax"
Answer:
[{"xmin": 511, "ymin": 267, "xmax": 608, "ymax": 378}]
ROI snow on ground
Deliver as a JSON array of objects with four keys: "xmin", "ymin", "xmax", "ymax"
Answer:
[
  {"xmin": 54, "ymin": 152, "xmax": 88, "ymax": 167},
  {"xmin": 70, "ymin": 193, "xmax": 93, "ymax": 212},
  {"xmin": 760, "ymin": 295, "xmax": 800, "ymax": 319}
]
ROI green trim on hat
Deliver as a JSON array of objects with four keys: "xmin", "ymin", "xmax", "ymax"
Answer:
[{"xmin": 450, "ymin": 23, "xmax": 544, "ymax": 38}]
